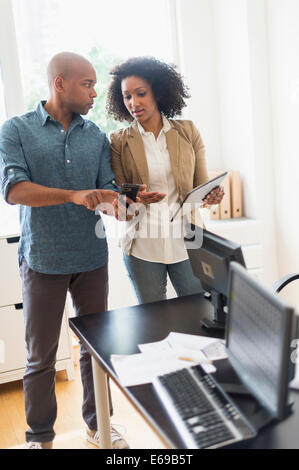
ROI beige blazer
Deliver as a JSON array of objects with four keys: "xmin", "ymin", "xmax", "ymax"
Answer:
[
  {"xmin": 110, "ymin": 119, "xmax": 209, "ymax": 202},
  {"xmin": 110, "ymin": 119, "xmax": 209, "ymax": 254}
]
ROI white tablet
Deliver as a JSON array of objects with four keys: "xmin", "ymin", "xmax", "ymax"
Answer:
[{"xmin": 170, "ymin": 171, "xmax": 228, "ymax": 222}]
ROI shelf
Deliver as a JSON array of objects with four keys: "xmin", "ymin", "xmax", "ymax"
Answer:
[{"xmin": 205, "ymin": 217, "xmax": 261, "ymax": 246}]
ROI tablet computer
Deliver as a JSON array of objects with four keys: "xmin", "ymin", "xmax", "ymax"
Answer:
[{"xmin": 170, "ymin": 171, "xmax": 227, "ymax": 222}]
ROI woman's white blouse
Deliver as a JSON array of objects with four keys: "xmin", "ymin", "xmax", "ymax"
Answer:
[{"xmin": 130, "ymin": 116, "xmax": 189, "ymax": 264}]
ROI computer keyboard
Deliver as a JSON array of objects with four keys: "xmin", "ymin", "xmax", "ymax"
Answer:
[{"xmin": 153, "ymin": 365, "xmax": 255, "ymax": 449}]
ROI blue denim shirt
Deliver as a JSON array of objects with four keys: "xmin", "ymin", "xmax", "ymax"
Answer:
[{"xmin": 0, "ymin": 101, "xmax": 119, "ymax": 274}]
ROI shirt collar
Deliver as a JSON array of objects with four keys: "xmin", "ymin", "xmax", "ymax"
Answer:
[
  {"xmin": 137, "ymin": 114, "xmax": 171, "ymax": 136},
  {"xmin": 36, "ymin": 101, "xmax": 85, "ymax": 128}
]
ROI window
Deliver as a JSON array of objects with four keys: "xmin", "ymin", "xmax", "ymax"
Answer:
[
  {"xmin": 0, "ymin": 62, "xmax": 19, "ymax": 234},
  {"xmin": 12, "ymin": 0, "xmax": 174, "ymax": 134},
  {"xmin": 0, "ymin": 0, "xmax": 175, "ymax": 307}
]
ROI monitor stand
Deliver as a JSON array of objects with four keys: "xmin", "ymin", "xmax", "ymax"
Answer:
[
  {"xmin": 219, "ymin": 383, "xmax": 294, "ymax": 431},
  {"xmin": 201, "ymin": 290, "xmax": 226, "ymax": 331}
]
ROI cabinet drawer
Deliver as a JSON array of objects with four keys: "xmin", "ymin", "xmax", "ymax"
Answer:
[
  {"xmin": 0, "ymin": 305, "xmax": 71, "ymax": 374},
  {"xmin": 0, "ymin": 237, "xmax": 22, "ymax": 306},
  {"xmin": 0, "ymin": 304, "xmax": 26, "ymax": 373},
  {"xmin": 205, "ymin": 218, "xmax": 262, "ymax": 245}
]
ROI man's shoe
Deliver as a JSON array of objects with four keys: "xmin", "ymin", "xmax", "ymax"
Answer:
[
  {"xmin": 86, "ymin": 425, "xmax": 129, "ymax": 449},
  {"xmin": 26, "ymin": 441, "xmax": 53, "ymax": 449}
]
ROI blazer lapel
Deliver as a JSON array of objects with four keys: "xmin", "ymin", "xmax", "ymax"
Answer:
[
  {"xmin": 127, "ymin": 121, "xmax": 150, "ymax": 188},
  {"xmin": 166, "ymin": 124, "xmax": 180, "ymax": 195}
]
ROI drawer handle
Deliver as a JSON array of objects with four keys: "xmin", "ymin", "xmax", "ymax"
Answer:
[
  {"xmin": 7, "ymin": 236, "xmax": 20, "ymax": 244},
  {"xmin": 15, "ymin": 303, "xmax": 23, "ymax": 310}
]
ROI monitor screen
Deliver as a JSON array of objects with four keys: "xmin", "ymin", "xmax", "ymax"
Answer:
[
  {"xmin": 226, "ymin": 262, "xmax": 295, "ymax": 420},
  {"xmin": 186, "ymin": 226, "xmax": 246, "ymax": 330}
]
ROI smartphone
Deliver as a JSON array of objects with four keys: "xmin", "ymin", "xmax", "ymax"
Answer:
[{"xmin": 119, "ymin": 183, "xmax": 141, "ymax": 207}]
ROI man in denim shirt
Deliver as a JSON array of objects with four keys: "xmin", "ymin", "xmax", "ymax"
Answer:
[{"xmin": 0, "ymin": 52, "xmax": 130, "ymax": 449}]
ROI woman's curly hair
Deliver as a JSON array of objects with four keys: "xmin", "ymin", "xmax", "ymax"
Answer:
[{"xmin": 106, "ymin": 56, "xmax": 190, "ymax": 122}]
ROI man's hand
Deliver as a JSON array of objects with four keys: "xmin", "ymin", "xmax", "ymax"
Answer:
[
  {"xmin": 70, "ymin": 189, "xmax": 118, "ymax": 211},
  {"xmin": 202, "ymin": 186, "xmax": 225, "ymax": 208},
  {"xmin": 137, "ymin": 184, "xmax": 166, "ymax": 205}
]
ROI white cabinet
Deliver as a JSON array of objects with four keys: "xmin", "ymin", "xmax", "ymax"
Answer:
[
  {"xmin": 0, "ymin": 237, "xmax": 22, "ymax": 306},
  {"xmin": 0, "ymin": 304, "xmax": 27, "ymax": 374},
  {"xmin": 0, "ymin": 233, "xmax": 75, "ymax": 384},
  {"xmin": 205, "ymin": 217, "xmax": 264, "ymax": 281},
  {"xmin": 166, "ymin": 217, "xmax": 263, "ymax": 300}
]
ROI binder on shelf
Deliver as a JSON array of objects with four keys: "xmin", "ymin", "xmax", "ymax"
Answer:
[
  {"xmin": 207, "ymin": 170, "xmax": 221, "ymax": 220},
  {"xmin": 210, "ymin": 204, "xmax": 220, "ymax": 220},
  {"xmin": 229, "ymin": 171, "xmax": 242, "ymax": 218},
  {"xmin": 219, "ymin": 173, "xmax": 231, "ymax": 219}
]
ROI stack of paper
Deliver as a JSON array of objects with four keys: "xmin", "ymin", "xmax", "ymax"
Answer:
[{"xmin": 111, "ymin": 332, "xmax": 227, "ymax": 387}]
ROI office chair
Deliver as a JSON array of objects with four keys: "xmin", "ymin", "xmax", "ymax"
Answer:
[
  {"xmin": 273, "ymin": 273, "xmax": 299, "ymax": 294},
  {"xmin": 273, "ymin": 273, "xmax": 299, "ymax": 383}
]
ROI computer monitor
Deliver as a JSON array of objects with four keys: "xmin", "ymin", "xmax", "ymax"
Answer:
[
  {"xmin": 185, "ymin": 225, "xmax": 246, "ymax": 330},
  {"xmin": 226, "ymin": 261, "xmax": 296, "ymax": 423}
]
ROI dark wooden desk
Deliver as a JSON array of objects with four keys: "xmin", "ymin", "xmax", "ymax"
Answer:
[{"xmin": 69, "ymin": 294, "xmax": 299, "ymax": 449}]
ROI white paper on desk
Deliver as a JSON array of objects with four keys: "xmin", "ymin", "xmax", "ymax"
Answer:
[
  {"xmin": 138, "ymin": 339, "xmax": 171, "ymax": 354},
  {"xmin": 201, "ymin": 341, "xmax": 227, "ymax": 361},
  {"xmin": 111, "ymin": 352, "xmax": 215, "ymax": 387},
  {"xmin": 139, "ymin": 343, "xmax": 211, "ymax": 364},
  {"xmin": 139, "ymin": 332, "xmax": 227, "ymax": 362},
  {"xmin": 168, "ymin": 332, "xmax": 226, "ymax": 356}
]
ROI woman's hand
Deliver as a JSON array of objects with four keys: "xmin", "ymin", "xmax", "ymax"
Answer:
[
  {"xmin": 202, "ymin": 186, "xmax": 225, "ymax": 208},
  {"xmin": 137, "ymin": 184, "xmax": 166, "ymax": 205}
]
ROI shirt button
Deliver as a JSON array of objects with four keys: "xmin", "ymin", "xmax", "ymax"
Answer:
[
  {"xmin": 61, "ymin": 129, "xmax": 65, "ymax": 133},
  {"xmin": 66, "ymin": 160, "xmax": 71, "ymax": 164}
]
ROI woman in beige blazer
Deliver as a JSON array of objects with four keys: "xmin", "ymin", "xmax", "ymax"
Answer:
[{"xmin": 106, "ymin": 57, "xmax": 224, "ymax": 304}]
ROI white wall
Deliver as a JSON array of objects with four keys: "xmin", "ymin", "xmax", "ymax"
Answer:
[
  {"xmin": 245, "ymin": 0, "xmax": 279, "ymax": 285},
  {"xmin": 174, "ymin": 0, "xmax": 222, "ymax": 169},
  {"xmin": 175, "ymin": 0, "xmax": 280, "ymax": 288},
  {"xmin": 0, "ymin": 0, "xmax": 24, "ymax": 117},
  {"xmin": 267, "ymin": 0, "xmax": 299, "ymax": 309},
  {"xmin": 212, "ymin": 0, "xmax": 257, "ymax": 218}
]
